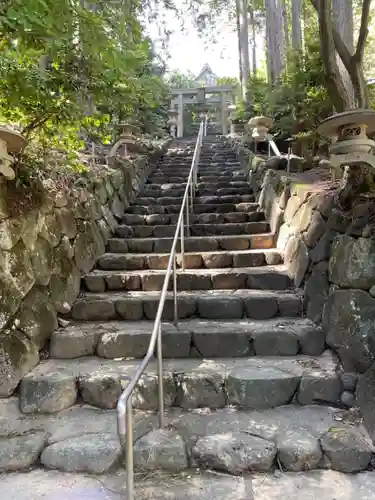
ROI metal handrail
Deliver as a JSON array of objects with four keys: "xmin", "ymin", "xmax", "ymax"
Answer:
[{"xmin": 117, "ymin": 120, "xmax": 206, "ymax": 500}]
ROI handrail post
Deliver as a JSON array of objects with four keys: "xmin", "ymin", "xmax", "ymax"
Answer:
[
  {"xmin": 186, "ymin": 200, "xmax": 190, "ymax": 237},
  {"xmin": 180, "ymin": 216, "xmax": 185, "ymax": 271},
  {"xmin": 173, "ymin": 255, "xmax": 178, "ymax": 325},
  {"xmin": 156, "ymin": 322, "xmax": 165, "ymax": 427},
  {"xmin": 125, "ymin": 399, "xmax": 134, "ymax": 500}
]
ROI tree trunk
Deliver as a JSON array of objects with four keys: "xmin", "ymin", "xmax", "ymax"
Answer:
[
  {"xmin": 332, "ymin": 0, "xmax": 355, "ymax": 108},
  {"xmin": 264, "ymin": 0, "xmax": 273, "ymax": 83},
  {"xmin": 275, "ymin": 0, "xmax": 285, "ymax": 77},
  {"xmin": 291, "ymin": 0, "xmax": 302, "ymax": 49},
  {"xmin": 315, "ymin": 0, "xmax": 351, "ymax": 111},
  {"xmin": 282, "ymin": 0, "xmax": 289, "ymax": 51},
  {"xmin": 265, "ymin": 0, "xmax": 284, "ymax": 82},
  {"xmin": 235, "ymin": 0, "xmax": 244, "ymax": 92},
  {"xmin": 239, "ymin": 0, "xmax": 250, "ymax": 101},
  {"xmin": 311, "ymin": 0, "xmax": 370, "ymax": 108},
  {"xmin": 249, "ymin": 1, "xmax": 257, "ymax": 76}
]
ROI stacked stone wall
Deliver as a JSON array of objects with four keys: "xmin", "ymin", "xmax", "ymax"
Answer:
[
  {"xmin": 230, "ymin": 139, "xmax": 375, "ymax": 434},
  {"xmin": 0, "ymin": 146, "xmax": 166, "ymax": 397}
]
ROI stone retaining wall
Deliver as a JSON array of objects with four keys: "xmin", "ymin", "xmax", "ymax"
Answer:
[
  {"xmin": 0, "ymin": 145, "xmax": 167, "ymax": 397},
  {"xmin": 230, "ymin": 139, "xmax": 375, "ymax": 424}
]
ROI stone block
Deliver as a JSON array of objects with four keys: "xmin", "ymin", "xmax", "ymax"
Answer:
[
  {"xmin": 192, "ymin": 432, "xmax": 276, "ymax": 474},
  {"xmin": 243, "ymin": 295, "xmax": 278, "ymax": 319},
  {"xmin": 175, "ymin": 371, "xmax": 226, "ymax": 409},
  {"xmin": 329, "ymin": 235, "xmax": 375, "ymax": 289},
  {"xmin": 226, "ymin": 366, "xmax": 299, "ymax": 409},
  {"xmin": 320, "ymin": 427, "xmax": 372, "ymax": 473},
  {"xmin": 0, "ymin": 330, "xmax": 39, "ymax": 397},
  {"xmin": 16, "ymin": 287, "xmax": 58, "ymax": 350},
  {"xmin": 297, "ymin": 371, "xmax": 341, "ymax": 406},
  {"xmin": 323, "ymin": 289, "xmax": 375, "ymax": 372},
  {"xmin": 197, "ymin": 296, "xmax": 243, "ymax": 319},
  {"xmin": 277, "ymin": 430, "xmax": 322, "ymax": 472},
  {"xmin": 41, "ymin": 434, "xmax": 121, "ymax": 473},
  {"xmin": 20, "ymin": 370, "xmax": 77, "ymax": 413},
  {"xmin": 133, "ymin": 429, "xmax": 188, "ymax": 471},
  {"xmin": 0, "ymin": 432, "xmax": 47, "ymax": 471},
  {"xmin": 49, "ymin": 266, "xmax": 81, "ymax": 314}
]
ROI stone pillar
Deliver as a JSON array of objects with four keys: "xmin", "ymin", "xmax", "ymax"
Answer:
[
  {"xmin": 177, "ymin": 94, "xmax": 184, "ymax": 138},
  {"xmin": 221, "ymin": 93, "xmax": 228, "ymax": 135}
]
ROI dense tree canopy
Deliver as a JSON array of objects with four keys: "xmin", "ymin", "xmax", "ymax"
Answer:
[{"xmin": 0, "ymin": 0, "xmax": 171, "ymax": 156}]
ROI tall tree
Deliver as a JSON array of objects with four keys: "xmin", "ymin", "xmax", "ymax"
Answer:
[
  {"xmin": 332, "ymin": 0, "xmax": 355, "ymax": 107},
  {"xmin": 291, "ymin": 0, "xmax": 302, "ymax": 49},
  {"xmin": 311, "ymin": 0, "xmax": 371, "ymax": 111}
]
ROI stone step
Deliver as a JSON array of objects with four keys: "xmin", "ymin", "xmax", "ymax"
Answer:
[
  {"xmin": 83, "ymin": 265, "xmax": 292, "ymax": 293},
  {"xmin": 125, "ymin": 202, "xmax": 259, "ymax": 215},
  {"xmin": 151, "ymin": 168, "xmax": 242, "ymax": 176},
  {"xmin": 133, "ymin": 403, "xmax": 372, "ymax": 475},
  {"xmin": 132, "ymin": 194, "xmax": 255, "ymax": 206},
  {"xmin": 101, "ymin": 247, "xmax": 283, "ymax": 268},
  {"xmin": 120, "ymin": 211, "xmax": 264, "ymax": 227},
  {"xmin": 153, "ymin": 163, "xmax": 240, "ymax": 169},
  {"xmin": 148, "ymin": 181, "xmax": 251, "ymax": 190},
  {"xmin": 70, "ymin": 289, "xmax": 302, "ymax": 322},
  {"xmin": 141, "ymin": 186, "xmax": 253, "ymax": 198},
  {"xmin": 161, "ymin": 157, "xmax": 238, "ymax": 163},
  {"xmin": 0, "ymin": 397, "xmax": 156, "ymax": 474},
  {"xmin": 50, "ymin": 317, "xmax": 324, "ymax": 359},
  {"xmin": 10, "ymin": 469, "xmax": 375, "ymax": 499},
  {"xmin": 148, "ymin": 174, "xmax": 248, "ymax": 184},
  {"xmin": 19, "ymin": 353, "xmax": 350, "ymax": 417},
  {"xmin": 114, "ymin": 221, "xmax": 269, "ymax": 239},
  {"xmin": 3, "ymin": 392, "xmax": 370, "ymax": 476},
  {"xmin": 159, "ymin": 162, "xmax": 240, "ymax": 168},
  {"xmin": 0, "ymin": 469, "xmax": 253, "ymax": 498},
  {"xmin": 111, "ymin": 233, "xmax": 274, "ymax": 254}
]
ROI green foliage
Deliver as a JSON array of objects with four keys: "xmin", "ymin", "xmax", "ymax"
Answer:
[
  {"xmin": 238, "ymin": 37, "xmax": 332, "ymax": 155},
  {"xmin": 0, "ymin": 0, "xmax": 170, "ymax": 163},
  {"xmin": 165, "ymin": 69, "xmax": 197, "ymax": 88}
]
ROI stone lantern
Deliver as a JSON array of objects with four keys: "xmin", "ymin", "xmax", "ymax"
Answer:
[
  {"xmin": 248, "ymin": 116, "xmax": 275, "ymax": 156},
  {"xmin": 249, "ymin": 116, "xmax": 274, "ymax": 142},
  {"xmin": 167, "ymin": 109, "xmax": 178, "ymax": 138},
  {"xmin": 317, "ymin": 109, "xmax": 375, "ymax": 181},
  {"xmin": 0, "ymin": 126, "xmax": 27, "ymax": 180},
  {"xmin": 117, "ymin": 123, "xmax": 141, "ymax": 138},
  {"xmin": 108, "ymin": 122, "xmax": 143, "ymax": 161}
]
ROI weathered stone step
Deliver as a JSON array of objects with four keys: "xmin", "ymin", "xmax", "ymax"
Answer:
[
  {"xmin": 0, "ymin": 397, "xmax": 155, "ymax": 473},
  {"xmin": 132, "ymin": 194, "xmax": 254, "ymax": 207},
  {"xmin": 114, "ymin": 221, "xmax": 269, "ymax": 239},
  {"xmin": 50, "ymin": 317, "xmax": 324, "ymax": 359},
  {"xmin": 151, "ymin": 168, "xmax": 242, "ymax": 177},
  {"xmin": 121, "ymin": 211, "xmax": 264, "ymax": 227},
  {"xmin": 0, "ymin": 469, "xmax": 253, "ymax": 499},
  {"xmin": 70, "ymin": 289, "xmax": 301, "ymax": 322},
  {"xmin": 141, "ymin": 186, "xmax": 253, "ymax": 198},
  {"xmin": 102, "ymin": 247, "xmax": 282, "ymax": 268},
  {"xmin": 125, "ymin": 201, "xmax": 259, "ymax": 215},
  {"xmin": 161, "ymin": 158, "xmax": 238, "ymax": 164},
  {"xmin": 20, "ymin": 353, "xmax": 341, "ymax": 415},
  {"xmin": 135, "ymin": 403, "xmax": 372, "ymax": 475},
  {"xmin": 141, "ymin": 182, "xmax": 252, "ymax": 197},
  {"xmin": 12, "ymin": 469, "xmax": 375, "ymax": 499},
  {"xmin": 148, "ymin": 174, "xmax": 247, "ymax": 184},
  {"xmin": 111, "ymin": 233, "xmax": 274, "ymax": 254},
  {"xmin": 83, "ymin": 265, "xmax": 292, "ymax": 293},
  {"xmin": 159, "ymin": 163, "xmax": 240, "ymax": 169}
]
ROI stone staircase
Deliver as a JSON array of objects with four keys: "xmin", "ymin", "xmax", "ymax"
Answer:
[{"xmin": 3, "ymin": 137, "xmax": 374, "ymax": 498}]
